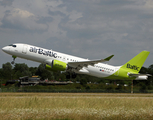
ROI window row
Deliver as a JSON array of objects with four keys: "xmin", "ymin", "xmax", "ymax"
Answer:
[
  {"xmin": 95, "ymin": 65, "xmax": 114, "ymax": 71},
  {"xmin": 57, "ymin": 56, "xmax": 78, "ymax": 62}
]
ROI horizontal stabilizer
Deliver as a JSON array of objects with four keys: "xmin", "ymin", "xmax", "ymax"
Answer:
[
  {"xmin": 128, "ymin": 73, "xmax": 151, "ymax": 80},
  {"xmin": 128, "ymin": 73, "xmax": 151, "ymax": 77}
]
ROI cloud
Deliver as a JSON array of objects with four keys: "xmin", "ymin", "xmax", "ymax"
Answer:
[
  {"xmin": 0, "ymin": 0, "xmax": 153, "ymax": 67},
  {"xmin": 1, "ymin": 8, "xmax": 48, "ymax": 32},
  {"xmin": 145, "ymin": 0, "xmax": 153, "ymax": 9},
  {"xmin": 0, "ymin": 0, "xmax": 14, "ymax": 7},
  {"xmin": 68, "ymin": 10, "xmax": 83, "ymax": 22}
]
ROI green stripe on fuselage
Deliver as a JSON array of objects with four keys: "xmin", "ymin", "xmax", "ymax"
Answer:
[{"xmin": 104, "ymin": 67, "xmax": 136, "ymax": 80}]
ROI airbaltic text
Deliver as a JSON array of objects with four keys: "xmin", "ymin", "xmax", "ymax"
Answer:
[
  {"xmin": 127, "ymin": 63, "xmax": 139, "ymax": 71},
  {"xmin": 29, "ymin": 47, "xmax": 57, "ymax": 58}
]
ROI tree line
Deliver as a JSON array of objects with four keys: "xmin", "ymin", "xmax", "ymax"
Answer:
[{"xmin": 0, "ymin": 62, "xmax": 153, "ymax": 92}]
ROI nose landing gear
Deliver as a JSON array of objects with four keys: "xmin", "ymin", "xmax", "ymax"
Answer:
[{"xmin": 11, "ymin": 55, "xmax": 17, "ymax": 64}]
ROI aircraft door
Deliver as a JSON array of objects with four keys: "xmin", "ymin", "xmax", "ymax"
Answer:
[{"xmin": 22, "ymin": 45, "xmax": 27, "ymax": 54}]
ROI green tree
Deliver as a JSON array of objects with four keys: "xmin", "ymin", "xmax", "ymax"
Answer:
[
  {"xmin": 140, "ymin": 66, "xmax": 148, "ymax": 74},
  {"xmin": 148, "ymin": 64, "xmax": 153, "ymax": 75},
  {"xmin": 13, "ymin": 63, "xmax": 31, "ymax": 78},
  {"xmin": 147, "ymin": 64, "xmax": 153, "ymax": 87},
  {"xmin": 0, "ymin": 68, "xmax": 3, "ymax": 79},
  {"xmin": 58, "ymin": 73, "xmax": 66, "ymax": 81},
  {"xmin": 29, "ymin": 67, "xmax": 37, "ymax": 76},
  {"xmin": 80, "ymin": 78, "xmax": 87, "ymax": 86},
  {"xmin": 53, "ymin": 71, "xmax": 61, "ymax": 81},
  {"xmin": 139, "ymin": 82, "xmax": 147, "ymax": 92},
  {"xmin": 2, "ymin": 62, "xmax": 12, "ymax": 79},
  {"xmin": 36, "ymin": 64, "xmax": 54, "ymax": 80}
]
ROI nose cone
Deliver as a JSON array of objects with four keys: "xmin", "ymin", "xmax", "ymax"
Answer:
[{"xmin": 2, "ymin": 46, "xmax": 9, "ymax": 53}]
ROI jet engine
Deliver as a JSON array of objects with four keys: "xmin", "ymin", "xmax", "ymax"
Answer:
[{"xmin": 45, "ymin": 60, "xmax": 68, "ymax": 72}]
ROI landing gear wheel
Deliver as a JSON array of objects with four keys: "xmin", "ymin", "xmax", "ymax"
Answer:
[
  {"xmin": 66, "ymin": 75, "xmax": 71, "ymax": 79},
  {"xmin": 11, "ymin": 55, "xmax": 17, "ymax": 64},
  {"xmin": 66, "ymin": 72, "xmax": 77, "ymax": 79},
  {"xmin": 72, "ymin": 73, "xmax": 77, "ymax": 79},
  {"xmin": 11, "ymin": 61, "xmax": 15, "ymax": 64}
]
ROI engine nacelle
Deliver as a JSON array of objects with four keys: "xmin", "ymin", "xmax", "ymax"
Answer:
[
  {"xmin": 45, "ymin": 60, "xmax": 67, "ymax": 72},
  {"xmin": 135, "ymin": 75, "xmax": 148, "ymax": 80}
]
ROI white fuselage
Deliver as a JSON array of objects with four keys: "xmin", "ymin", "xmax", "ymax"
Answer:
[{"xmin": 2, "ymin": 43, "xmax": 119, "ymax": 78}]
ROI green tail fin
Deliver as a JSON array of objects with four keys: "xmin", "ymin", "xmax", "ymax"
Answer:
[{"xmin": 121, "ymin": 51, "xmax": 150, "ymax": 73}]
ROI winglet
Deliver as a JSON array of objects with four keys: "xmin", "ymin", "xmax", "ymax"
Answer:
[{"xmin": 104, "ymin": 55, "xmax": 114, "ymax": 61}]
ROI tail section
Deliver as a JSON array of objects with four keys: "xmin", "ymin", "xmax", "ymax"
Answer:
[{"xmin": 121, "ymin": 51, "xmax": 150, "ymax": 73}]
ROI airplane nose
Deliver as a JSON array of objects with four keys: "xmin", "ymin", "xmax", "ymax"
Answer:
[
  {"xmin": 2, "ymin": 47, "xmax": 5, "ymax": 51},
  {"xmin": 2, "ymin": 46, "xmax": 9, "ymax": 53}
]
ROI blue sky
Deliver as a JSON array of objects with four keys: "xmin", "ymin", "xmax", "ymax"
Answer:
[{"xmin": 0, "ymin": 0, "xmax": 153, "ymax": 68}]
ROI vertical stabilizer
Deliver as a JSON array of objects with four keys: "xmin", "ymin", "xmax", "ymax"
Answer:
[{"xmin": 121, "ymin": 51, "xmax": 150, "ymax": 73}]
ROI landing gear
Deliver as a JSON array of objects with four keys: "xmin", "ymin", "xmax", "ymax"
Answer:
[
  {"xmin": 66, "ymin": 74, "xmax": 71, "ymax": 79},
  {"xmin": 72, "ymin": 73, "xmax": 77, "ymax": 79},
  {"xmin": 66, "ymin": 72, "xmax": 77, "ymax": 79},
  {"xmin": 11, "ymin": 55, "xmax": 17, "ymax": 64}
]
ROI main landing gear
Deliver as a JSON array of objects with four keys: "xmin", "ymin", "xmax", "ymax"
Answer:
[
  {"xmin": 66, "ymin": 72, "xmax": 77, "ymax": 79},
  {"xmin": 11, "ymin": 55, "xmax": 17, "ymax": 64}
]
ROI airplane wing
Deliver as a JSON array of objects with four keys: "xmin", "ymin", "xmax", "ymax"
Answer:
[{"xmin": 68, "ymin": 55, "xmax": 114, "ymax": 70}]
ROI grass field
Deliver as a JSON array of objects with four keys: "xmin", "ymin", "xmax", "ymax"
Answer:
[{"xmin": 0, "ymin": 93, "xmax": 153, "ymax": 120}]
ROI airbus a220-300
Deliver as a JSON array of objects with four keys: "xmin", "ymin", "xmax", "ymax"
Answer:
[{"xmin": 2, "ymin": 43, "xmax": 151, "ymax": 80}]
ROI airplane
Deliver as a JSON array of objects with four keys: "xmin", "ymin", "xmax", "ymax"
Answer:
[{"xmin": 2, "ymin": 43, "xmax": 151, "ymax": 80}]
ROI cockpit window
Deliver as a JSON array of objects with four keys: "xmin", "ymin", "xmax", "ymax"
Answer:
[{"xmin": 9, "ymin": 44, "xmax": 17, "ymax": 48}]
